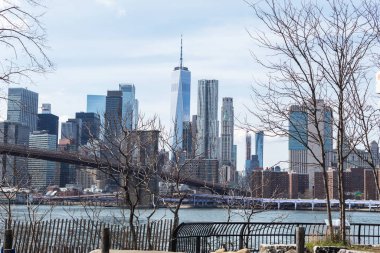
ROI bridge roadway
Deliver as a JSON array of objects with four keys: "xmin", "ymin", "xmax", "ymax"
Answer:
[{"xmin": 0, "ymin": 144, "xmax": 236, "ymax": 194}]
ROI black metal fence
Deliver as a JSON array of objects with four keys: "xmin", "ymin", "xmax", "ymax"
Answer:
[{"xmin": 171, "ymin": 222, "xmax": 380, "ymax": 253}]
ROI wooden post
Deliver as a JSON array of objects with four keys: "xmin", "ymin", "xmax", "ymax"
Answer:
[
  {"xmin": 102, "ymin": 227, "xmax": 111, "ymax": 253},
  {"xmin": 3, "ymin": 229, "xmax": 13, "ymax": 253},
  {"xmin": 296, "ymin": 227, "xmax": 305, "ymax": 253}
]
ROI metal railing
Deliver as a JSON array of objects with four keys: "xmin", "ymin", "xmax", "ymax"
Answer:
[{"xmin": 171, "ymin": 222, "xmax": 380, "ymax": 253}]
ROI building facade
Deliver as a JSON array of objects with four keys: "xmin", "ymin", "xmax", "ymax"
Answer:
[
  {"xmin": 105, "ymin": 90, "xmax": 123, "ymax": 138},
  {"xmin": 75, "ymin": 112, "xmax": 101, "ymax": 144},
  {"xmin": 221, "ymin": 97, "xmax": 234, "ymax": 166},
  {"xmin": 289, "ymin": 100, "xmax": 333, "ymax": 193},
  {"xmin": 28, "ymin": 131, "xmax": 57, "ymax": 190},
  {"xmin": 61, "ymin": 118, "xmax": 82, "ymax": 146},
  {"xmin": 87, "ymin": 95, "xmax": 106, "ymax": 125},
  {"xmin": 37, "ymin": 104, "xmax": 59, "ymax": 138},
  {"xmin": 170, "ymin": 37, "xmax": 191, "ymax": 152},
  {"xmin": 196, "ymin": 79, "xmax": 219, "ymax": 159},
  {"xmin": 255, "ymin": 131, "xmax": 264, "ymax": 168},
  {"xmin": 7, "ymin": 88, "xmax": 38, "ymax": 132},
  {"xmin": 119, "ymin": 84, "xmax": 139, "ymax": 130},
  {"xmin": 289, "ymin": 104, "xmax": 308, "ymax": 174},
  {"xmin": 0, "ymin": 122, "xmax": 29, "ymax": 186}
]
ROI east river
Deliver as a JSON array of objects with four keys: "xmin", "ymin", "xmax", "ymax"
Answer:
[{"xmin": 7, "ymin": 205, "xmax": 380, "ymax": 224}]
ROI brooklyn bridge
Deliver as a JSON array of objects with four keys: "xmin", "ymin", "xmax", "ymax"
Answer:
[{"xmin": 0, "ymin": 143, "xmax": 236, "ymax": 194}]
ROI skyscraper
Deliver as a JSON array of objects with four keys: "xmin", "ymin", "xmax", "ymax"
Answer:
[
  {"xmin": 41, "ymin": 103, "xmax": 51, "ymax": 114},
  {"xmin": 75, "ymin": 112, "xmax": 101, "ymax": 144},
  {"xmin": 105, "ymin": 90, "xmax": 122, "ymax": 137},
  {"xmin": 28, "ymin": 131, "xmax": 57, "ymax": 189},
  {"xmin": 7, "ymin": 87, "xmax": 38, "ymax": 132},
  {"xmin": 37, "ymin": 103, "xmax": 59, "ymax": 138},
  {"xmin": 289, "ymin": 104, "xmax": 308, "ymax": 174},
  {"xmin": 119, "ymin": 84, "xmax": 139, "ymax": 130},
  {"xmin": 245, "ymin": 131, "xmax": 252, "ymax": 175},
  {"xmin": 87, "ymin": 95, "xmax": 106, "ymax": 125},
  {"xmin": 61, "ymin": 118, "xmax": 82, "ymax": 146},
  {"xmin": 0, "ymin": 122, "xmax": 29, "ymax": 186},
  {"xmin": 255, "ymin": 131, "xmax": 264, "ymax": 168},
  {"xmin": 170, "ymin": 37, "xmax": 191, "ymax": 151},
  {"xmin": 289, "ymin": 100, "xmax": 333, "ymax": 192},
  {"xmin": 221, "ymin": 97, "xmax": 234, "ymax": 165},
  {"xmin": 196, "ymin": 79, "xmax": 219, "ymax": 159},
  {"xmin": 246, "ymin": 131, "xmax": 252, "ymax": 160}
]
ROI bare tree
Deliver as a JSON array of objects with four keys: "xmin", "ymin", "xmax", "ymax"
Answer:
[
  {"xmin": 0, "ymin": 0, "xmax": 52, "ymax": 86},
  {"xmin": 84, "ymin": 114, "xmax": 161, "ymax": 249},
  {"xmin": 246, "ymin": 0, "xmax": 380, "ymax": 242}
]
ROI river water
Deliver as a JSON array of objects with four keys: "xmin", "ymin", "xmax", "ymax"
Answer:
[{"xmin": 7, "ymin": 205, "xmax": 380, "ymax": 224}]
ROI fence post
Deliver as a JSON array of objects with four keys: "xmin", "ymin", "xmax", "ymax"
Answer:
[
  {"xmin": 196, "ymin": 236, "xmax": 201, "ymax": 253},
  {"xmin": 3, "ymin": 229, "xmax": 14, "ymax": 253},
  {"xmin": 239, "ymin": 224, "xmax": 248, "ymax": 249},
  {"xmin": 296, "ymin": 227, "xmax": 305, "ymax": 253},
  {"xmin": 101, "ymin": 228, "xmax": 111, "ymax": 253},
  {"xmin": 357, "ymin": 224, "xmax": 361, "ymax": 245}
]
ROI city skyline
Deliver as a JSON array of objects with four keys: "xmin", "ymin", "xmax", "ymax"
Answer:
[{"xmin": 0, "ymin": 1, "xmax": 289, "ymax": 171}]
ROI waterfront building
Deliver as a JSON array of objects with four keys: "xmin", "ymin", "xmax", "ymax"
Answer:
[
  {"xmin": 58, "ymin": 139, "xmax": 78, "ymax": 187},
  {"xmin": 119, "ymin": 83, "xmax": 139, "ymax": 130},
  {"xmin": 7, "ymin": 87, "xmax": 38, "ymax": 132},
  {"xmin": 314, "ymin": 167, "xmax": 368, "ymax": 200},
  {"xmin": 87, "ymin": 95, "xmax": 106, "ymax": 125},
  {"xmin": 75, "ymin": 112, "xmax": 101, "ymax": 144},
  {"xmin": 170, "ymin": 37, "xmax": 191, "ymax": 152},
  {"xmin": 28, "ymin": 131, "xmax": 57, "ymax": 190},
  {"xmin": 255, "ymin": 131, "xmax": 264, "ymax": 168},
  {"xmin": 196, "ymin": 79, "xmax": 219, "ymax": 159},
  {"xmin": 0, "ymin": 121, "xmax": 29, "ymax": 186},
  {"xmin": 252, "ymin": 170, "xmax": 289, "ymax": 198},
  {"xmin": 61, "ymin": 118, "xmax": 82, "ymax": 146},
  {"xmin": 364, "ymin": 169, "xmax": 380, "ymax": 200},
  {"xmin": 37, "ymin": 103, "xmax": 59, "ymax": 138},
  {"xmin": 252, "ymin": 170, "xmax": 308, "ymax": 199},
  {"xmin": 184, "ymin": 158, "xmax": 219, "ymax": 184}
]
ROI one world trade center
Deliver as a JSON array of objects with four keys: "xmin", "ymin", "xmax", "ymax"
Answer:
[{"xmin": 170, "ymin": 36, "xmax": 191, "ymax": 154}]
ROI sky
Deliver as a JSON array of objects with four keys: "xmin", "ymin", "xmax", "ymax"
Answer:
[{"xmin": 1, "ymin": 0, "xmax": 289, "ymax": 171}]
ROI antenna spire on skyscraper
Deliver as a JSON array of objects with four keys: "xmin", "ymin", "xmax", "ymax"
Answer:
[{"xmin": 180, "ymin": 34, "xmax": 183, "ymax": 68}]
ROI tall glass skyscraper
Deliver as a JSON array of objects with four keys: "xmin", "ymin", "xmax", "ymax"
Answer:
[
  {"xmin": 7, "ymin": 87, "xmax": 38, "ymax": 132},
  {"xmin": 119, "ymin": 83, "xmax": 139, "ymax": 130},
  {"xmin": 170, "ymin": 37, "xmax": 191, "ymax": 151},
  {"xmin": 105, "ymin": 90, "xmax": 122, "ymax": 137},
  {"xmin": 87, "ymin": 95, "xmax": 106, "ymax": 125},
  {"xmin": 255, "ymin": 131, "xmax": 264, "ymax": 168},
  {"xmin": 289, "ymin": 100, "xmax": 333, "ymax": 193},
  {"xmin": 289, "ymin": 104, "xmax": 308, "ymax": 174},
  {"xmin": 196, "ymin": 79, "xmax": 219, "ymax": 159}
]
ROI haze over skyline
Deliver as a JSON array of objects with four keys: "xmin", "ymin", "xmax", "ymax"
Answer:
[{"xmin": 0, "ymin": 0, "xmax": 288, "ymax": 171}]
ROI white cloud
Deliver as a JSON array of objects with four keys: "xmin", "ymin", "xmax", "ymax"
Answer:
[{"xmin": 95, "ymin": 0, "xmax": 116, "ymax": 7}]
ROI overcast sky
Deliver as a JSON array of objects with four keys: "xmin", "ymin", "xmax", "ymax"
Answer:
[{"xmin": 2, "ymin": 0, "xmax": 289, "ymax": 171}]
